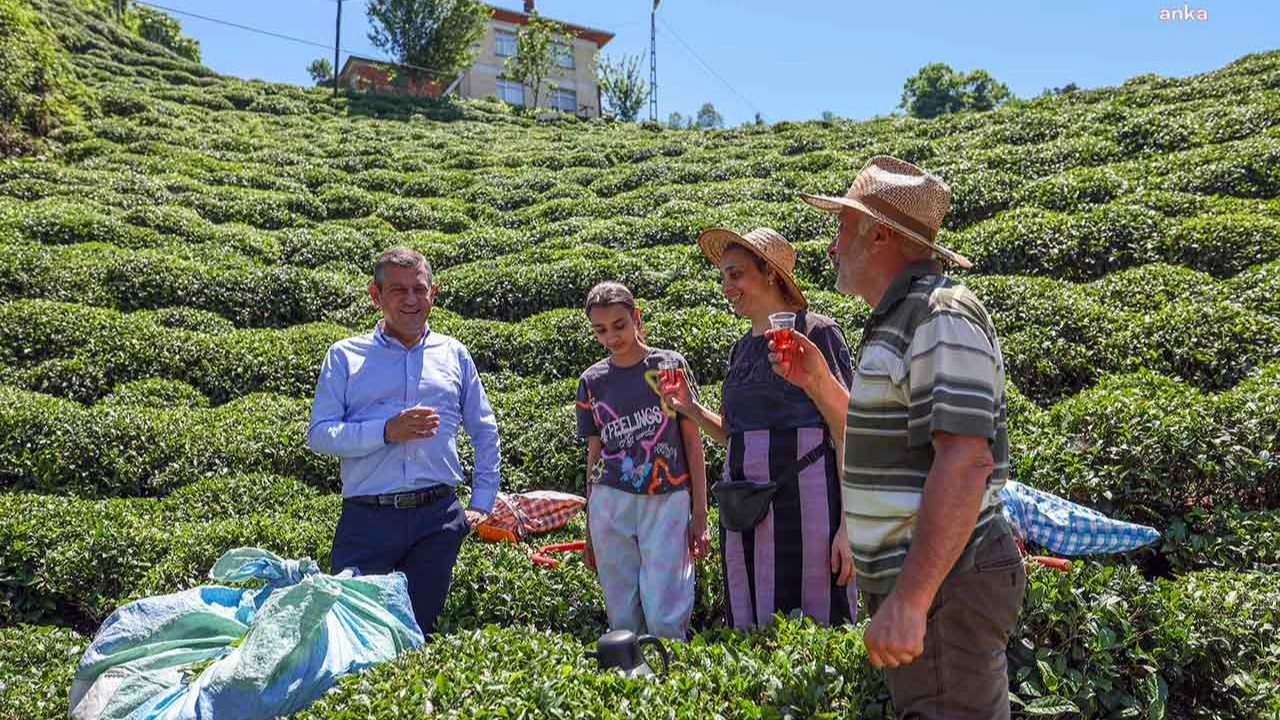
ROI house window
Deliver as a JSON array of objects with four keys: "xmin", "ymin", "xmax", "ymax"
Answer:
[
  {"xmin": 553, "ymin": 40, "xmax": 574, "ymax": 69},
  {"xmin": 495, "ymin": 30, "xmax": 517, "ymax": 57},
  {"xmin": 497, "ymin": 78, "xmax": 524, "ymax": 106},
  {"xmin": 551, "ymin": 87, "xmax": 576, "ymax": 112}
]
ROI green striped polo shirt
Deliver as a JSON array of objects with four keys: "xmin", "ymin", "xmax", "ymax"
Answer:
[{"xmin": 843, "ymin": 260, "xmax": 1011, "ymax": 595}]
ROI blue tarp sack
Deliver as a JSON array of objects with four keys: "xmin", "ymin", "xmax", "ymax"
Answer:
[
  {"xmin": 999, "ymin": 480, "xmax": 1160, "ymax": 555},
  {"xmin": 69, "ymin": 547, "xmax": 424, "ymax": 720}
]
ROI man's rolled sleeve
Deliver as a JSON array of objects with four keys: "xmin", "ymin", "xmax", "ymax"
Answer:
[
  {"xmin": 458, "ymin": 345, "xmax": 501, "ymax": 513},
  {"xmin": 905, "ymin": 310, "xmax": 999, "ymax": 447},
  {"xmin": 307, "ymin": 346, "xmax": 388, "ymax": 458}
]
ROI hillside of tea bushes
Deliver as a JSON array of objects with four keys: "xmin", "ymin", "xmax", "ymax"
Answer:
[{"xmin": 1, "ymin": 0, "xmax": 1278, "ymax": 717}]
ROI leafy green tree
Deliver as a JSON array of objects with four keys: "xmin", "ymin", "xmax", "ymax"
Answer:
[
  {"xmin": 110, "ymin": 0, "xmax": 128, "ymax": 20},
  {"xmin": 898, "ymin": 62, "xmax": 963, "ymax": 119},
  {"xmin": 695, "ymin": 102, "xmax": 723, "ymax": 129},
  {"xmin": 899, "ymin": 62, "xmax": 1012, "ymax": 118},
  {"xmin": 960, "ymin": 69, "xmax": 1012, "ymax": 112},
  {"xmin": 1043, "ymin": 82, "xmax": 1080, "ymax": 96},
  {"xmin": 597, "ymin": 53, "xmax": 649, "ymax": 121},
  {"xmin": 666, "ymin": 111, "xmax": 685, "ymax": 128},
  {"xmin": 367, "ymin": 0, "xmax": 491, "ymax": 79},
  {"xmin": 502, "ymin": 11, "xmax": 566, "ymax": 111},
  {"xmin": 307, "ymin": 58, "xmax": 334, "ymax": 86},
  {"xmin": 134, "ymin": 6, "xmax": 199, "ymax": 62}
]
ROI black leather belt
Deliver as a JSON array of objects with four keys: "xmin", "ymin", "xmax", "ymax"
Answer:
[{"xmin": 348, "ymin": 484, "xmax": 453, "ymax": 509}]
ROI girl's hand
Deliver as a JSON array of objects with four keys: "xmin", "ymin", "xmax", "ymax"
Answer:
[
  {"xmin": 658, "ymin": 373, "xmax": 696, "ymax": 417},
  {"xmin": 583, "ymin": 535, "xmax": 598, "ymax": 575},
  {"xmin": 688, "ymin": 513, "xmax": 711, "ymax": 559}
]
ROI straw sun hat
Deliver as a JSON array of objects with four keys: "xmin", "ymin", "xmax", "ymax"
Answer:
[
  {"xmin": 697, "ymin": 226, "xmax": 808, "ymax": 311},
  {"xmin": 799, "ymin": 154, "xmax": 972, "ymax": 269}
]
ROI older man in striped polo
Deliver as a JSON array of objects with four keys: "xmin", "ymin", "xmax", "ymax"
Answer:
[{"xmin": 767, "ymin": 156, "xmax": 1025, "ymax": 719}]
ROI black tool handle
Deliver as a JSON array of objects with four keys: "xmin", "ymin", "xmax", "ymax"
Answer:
[{"xmin": 636, "ymin": 635, "xmax": 670, "ymax": 676}]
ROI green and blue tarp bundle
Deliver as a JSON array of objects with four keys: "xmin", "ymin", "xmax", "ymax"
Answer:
[{"xmin": 69, "ymin": 548, "xmax": 424, "ymax": 720}]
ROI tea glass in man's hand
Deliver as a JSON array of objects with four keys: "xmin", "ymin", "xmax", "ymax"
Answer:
[{"xmin": 768, "ymin": 311, "xmax": 797, "ymax": 360}]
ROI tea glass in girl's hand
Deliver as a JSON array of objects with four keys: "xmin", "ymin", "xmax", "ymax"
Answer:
[
  {"xmin": 768, "ymin": 312, "xmax": 797, "ymax": 358},
  {"xmin": 658, "ymin": 358, "xmax": 683, "ymax": 389}
]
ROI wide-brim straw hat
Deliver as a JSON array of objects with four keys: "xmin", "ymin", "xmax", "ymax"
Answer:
[
  {"xmin": 697, "ymin": 226, "xmax": 808, "ymax": 311},
  {"xmin": 799, "ymin": 154, "xmax": 972, "ymax": 269}
]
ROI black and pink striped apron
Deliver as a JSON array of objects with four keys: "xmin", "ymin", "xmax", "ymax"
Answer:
[{"xmin": 719, "ymin": 426, "xmax": 858, "ymax": 628}]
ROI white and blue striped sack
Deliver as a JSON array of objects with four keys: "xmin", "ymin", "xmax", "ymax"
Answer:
[{"xmin": 999, "ymin": 481, "xmax": 1160, "ymax": 556}]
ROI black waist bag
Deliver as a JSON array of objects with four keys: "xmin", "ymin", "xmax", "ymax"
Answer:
[{"xmin": 713, "ymin": 434, "xmax": 832, "ymax": 532}]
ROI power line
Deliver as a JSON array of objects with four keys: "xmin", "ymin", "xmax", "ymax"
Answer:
[
  {"xmin": 657, "ymin": 15, "xmax": 760, "ymax": 117},
  {"xmin": 134, "ymin": 1, "xmax": 455, "ymax": 78},
  {"xmin": 136, "ymin": 1, "xmax": 334, "ymax": 52}
]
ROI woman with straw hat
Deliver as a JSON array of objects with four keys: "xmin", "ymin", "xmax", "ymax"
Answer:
[{"xmin": 658, "ymin": 227, "xmax": 857, "ymax": 628}]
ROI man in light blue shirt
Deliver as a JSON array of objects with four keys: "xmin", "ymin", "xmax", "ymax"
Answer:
[{"xmin": 307, "ymin": 246, "xmax": 501, "ymax": 632}]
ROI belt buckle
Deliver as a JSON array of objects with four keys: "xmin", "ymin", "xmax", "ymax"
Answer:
[{"xmin": 393, "ymin": 493, "xmax": 413, "ymax": 510}]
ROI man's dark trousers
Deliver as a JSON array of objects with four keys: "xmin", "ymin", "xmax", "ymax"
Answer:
[
  {"xmin": 862, "ymin": 529, "xmax": 1028, "ymax": 720},
  {"xmin": 330, "ymin": 489, "xmax": 468, "ymax": 634}
]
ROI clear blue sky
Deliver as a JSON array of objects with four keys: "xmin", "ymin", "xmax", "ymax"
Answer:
[{"xmin": 152, "ymin": 0, "xmax": 1276, "ymax": 126}]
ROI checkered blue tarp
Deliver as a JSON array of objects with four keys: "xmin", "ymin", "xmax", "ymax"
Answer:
[{"xmin": 999, "ymin": 481, "xmax": 1160, "ymax": 556}]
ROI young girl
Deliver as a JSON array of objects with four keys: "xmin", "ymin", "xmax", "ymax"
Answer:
[{"xmin": 575, "ymin": 282, "xmax": 709, "ymax": 640}]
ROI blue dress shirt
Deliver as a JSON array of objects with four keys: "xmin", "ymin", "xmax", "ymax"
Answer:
[{"xmin": 306, "ymin": 322, "xmax": 501, "ymax": 512}]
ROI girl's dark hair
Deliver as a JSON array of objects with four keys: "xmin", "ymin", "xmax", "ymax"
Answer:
[
  {"xmin": 584, "ymin": 281, "xmax": 637, "ymax": 315},
  {"xmin": 584, "ymin": 282, "xmax": 645, "ymax": 341}
]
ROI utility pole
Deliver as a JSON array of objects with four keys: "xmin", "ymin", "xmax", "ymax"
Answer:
[
  {"xmin": 649, "ymin": 1, "xmax": 659, "ymax": 122},
  {"xmin": 333, "ymin": 0, "xmax": 343, "ymax": 97}
]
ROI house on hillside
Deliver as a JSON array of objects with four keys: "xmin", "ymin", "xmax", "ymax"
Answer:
[
  {"xmin": 336, "ymin": 0, "xmax": 614, "ymax": 116},
  {"xmin": 337, "ymin": 56, "xmax": 447, "ymax": 98}
]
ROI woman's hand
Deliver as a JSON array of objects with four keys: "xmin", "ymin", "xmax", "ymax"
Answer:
[
  {"xmin": 658, "ymin": 373, "xmax": 697, "ymax": 417},
  {"xmin": 831, "ymin": 522, "xmax": 855, "ymax": 586}
]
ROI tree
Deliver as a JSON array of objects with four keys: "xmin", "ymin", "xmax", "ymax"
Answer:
[
  {"xmin": 110, "ymin": 0, "xmax": 129, "ymax": 20},
  {"xmin": 307, "ymin": 58, "xmax": 334, "ymax": 86},
  {"xmin": 666, "ymin": 111, "xmax": 685, "ymax": 129},
  {"xmin": 134, "ymin": 6, "xmax": 200, "ymax": 62},
  {"xmin": 959, "ymin": 69, "xmax": 1011, "ymax": 112},
  {"xmin": 820, "ymin": 110, "xmax": 834, "ymax": 121},
  {"xmin": 367, "ymin": 0, "xmax": 491, "ymax": 80},
  {"xmin": 597, "ymin": 54, "xmax": 649, "ymax": 121},
  {"xmin": 899, "ymin": 62, "xmax": 1012, "ymax": 119},
  {"xmin": 695, "ymin": 102, "xmax": 723, "ymax": 129},
  {"xmin": 502, "ymin": 11, "xmax": 566, "ymax": 111},
  {"xmin": 1043, "ymin": 82, "xmax": 1079, "ymax": 96},
  {"xmin": 898, "ymin": 62, "xmax": 963, "ymax": 119},
  {"xmin": 754, "ymin": 112, "xmax": 766, "ymax": 125}
]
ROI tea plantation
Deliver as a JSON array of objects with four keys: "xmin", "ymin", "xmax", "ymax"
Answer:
[{"xmin": 1, "ymin": 0, "xmax": 1278, "ymax": 717}]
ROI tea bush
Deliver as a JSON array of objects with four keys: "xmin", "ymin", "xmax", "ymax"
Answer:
[
  {"xmin": 293, "ymin": 620, "xmax": 887, "ymax": 720},
  {"xmin": 0, "ymin": 625, "xmax": 84, "ymax": 720},
  {"xmin": 1012, "ymin": 364, "xmax": 1280, "ymax": 528}
]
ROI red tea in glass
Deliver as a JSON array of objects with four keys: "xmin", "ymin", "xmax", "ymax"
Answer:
[
  {"xmin": 658, "ymin": 359, "xmax": 682, "ymax": 388},
  {"xmin": 768, "ymin": 311, "xmax": 798, "ymax": 361}
]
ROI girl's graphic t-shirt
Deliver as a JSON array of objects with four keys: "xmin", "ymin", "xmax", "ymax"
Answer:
[{"xmin": 575, "ymin": 348, "xmax": 699, "ymax": 495}]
